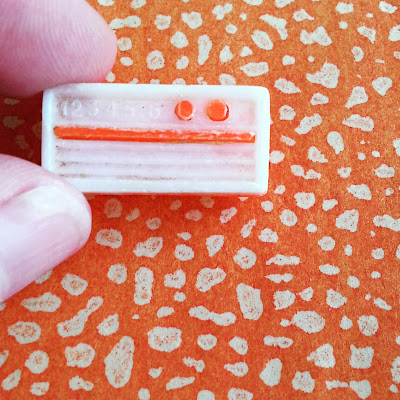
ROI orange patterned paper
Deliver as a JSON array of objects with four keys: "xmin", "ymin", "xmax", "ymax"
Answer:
[{"xmin": 1, "ymin": 0, "xmax": 400, "ymax": 399}]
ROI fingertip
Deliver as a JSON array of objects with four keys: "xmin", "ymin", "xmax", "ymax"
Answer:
[
  {"xmin": 0, "ymin": 0, "xmax": 118, "ymax": 98},
  {"xmin": 72, "ymin": 0, "xmax": 118, "ymax": 83},
  {"xmin": 0, "ymin": 155, "xmax": 92, "ymax": 301}
]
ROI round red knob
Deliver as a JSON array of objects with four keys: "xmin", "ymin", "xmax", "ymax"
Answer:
[
  {"xmin": 207, "ymin": 99, "xmax": 229, "ymax": 121},
  {"xmin": 175, "ymin": 100, "xmax": 195, "ymax": 121}
]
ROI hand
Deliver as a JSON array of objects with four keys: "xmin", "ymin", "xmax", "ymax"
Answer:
[{"xmin": 0, "ymin": 0, "xmax": 117, "ymax": 302}]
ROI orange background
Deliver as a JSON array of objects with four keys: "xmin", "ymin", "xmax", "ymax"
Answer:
[{"xmin": 1, "ymin": 0, "xmax": 400, "ymax": 398}]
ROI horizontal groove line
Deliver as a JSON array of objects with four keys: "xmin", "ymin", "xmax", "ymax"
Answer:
[
  {"xmin": 55, "ymin": 141, "xmax": 254, "ymax": 152},
  {"xmin": 60, "ymin": 175, "xmax": 252, "ymax": 181},
  {"xmin": 55, "ymin": 156, "xmax": 254, "ymax": 165},
  {"xmin": 56, "ymin": 164, "xmax": 254, "ymax": 179}
]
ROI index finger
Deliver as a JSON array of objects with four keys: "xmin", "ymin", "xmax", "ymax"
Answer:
[{"xmin": 0, "ymin": 0, "xmax": 117, "ymax": 98}]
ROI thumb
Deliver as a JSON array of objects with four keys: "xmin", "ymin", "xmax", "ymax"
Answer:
[{"xmin": 0, "ymin": 155, "xmax": 91, "ymax": 302}]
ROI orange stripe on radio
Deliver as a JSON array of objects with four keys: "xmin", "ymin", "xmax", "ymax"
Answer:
[{"xmin": 54, "ymin": 127, "xmax": 256, "ymax": 144}]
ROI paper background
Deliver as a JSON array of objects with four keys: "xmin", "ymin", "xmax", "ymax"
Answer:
[{"xmin": 1, "ymin": 0, "xmax": 400, "ymax": 398}]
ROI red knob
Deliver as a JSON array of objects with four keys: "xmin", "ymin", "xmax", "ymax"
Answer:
[
  {"xmin": 207, "ymin": 99, "xmax": 229, "ymax": 121},
  {"xmin": 175, "ymin": 100, "xmax": 195, "ymax": 121}
]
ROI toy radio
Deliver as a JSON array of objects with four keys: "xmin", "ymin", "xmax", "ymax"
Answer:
[{"xmin": 42, "ymin": 84, "xmax": 270, "ymax": 195}]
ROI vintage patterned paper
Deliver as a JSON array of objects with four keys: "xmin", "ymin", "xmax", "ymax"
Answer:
[{"xmin": 1, "ymin": 0, "xmax": 400, "ymax": 398}]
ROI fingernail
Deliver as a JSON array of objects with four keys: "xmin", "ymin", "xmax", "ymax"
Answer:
[{"xmin": 0, "ymin": 185, "xmax": 91, "ymax": 302}]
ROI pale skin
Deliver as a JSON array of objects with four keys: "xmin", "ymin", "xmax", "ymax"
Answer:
[{"xmin": 0, "ymin": 0, "xmax": 118, "ymax": 301}]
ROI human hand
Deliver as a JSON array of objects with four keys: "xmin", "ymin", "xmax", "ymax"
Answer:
[{"xmin": 0, "ymin": 0, "xmax": 117, "ymax": 302}]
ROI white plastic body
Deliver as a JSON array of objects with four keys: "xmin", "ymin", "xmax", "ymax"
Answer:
[{"xmin": 42, "ymin": 84, "xmax": 270, "ymax": 195}]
